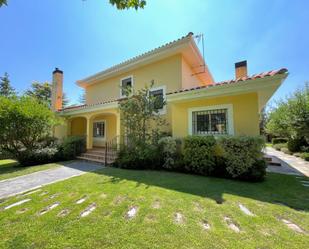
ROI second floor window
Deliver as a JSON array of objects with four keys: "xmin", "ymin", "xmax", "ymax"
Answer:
[
  {"xmin": 120, "ymin": 76, "xmax": 133, "ymax": 97},
  {"xmin": 150, "ymin": 88, "xmax": 164, "ymax": 110}
]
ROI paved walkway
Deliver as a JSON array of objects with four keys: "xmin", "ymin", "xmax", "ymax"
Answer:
[
  {"xmin": 0, "ymin": 161, "xmax": 102, "ymax": 199},
  {"xmin": 265, "ymin": 147, "xmax": 309, "ymax": 177}
]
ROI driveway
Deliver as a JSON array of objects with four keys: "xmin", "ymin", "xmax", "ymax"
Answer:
[{"xmin": 0, "ymin": 161, "xmax": 102, "ymax": 199}]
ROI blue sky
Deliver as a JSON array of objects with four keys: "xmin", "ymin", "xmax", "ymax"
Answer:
[{"xmin": 0, "ymin": 0, "xmax": 308, "ymax": 105}]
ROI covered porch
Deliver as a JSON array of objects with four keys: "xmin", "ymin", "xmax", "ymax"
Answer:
[{"xmin": 60, "ymin": 109, "xmax": 121, "ymax": 150}]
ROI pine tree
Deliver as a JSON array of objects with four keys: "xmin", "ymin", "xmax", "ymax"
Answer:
[
  {"xmin": 79, "ymin": 90, "xmax": 86, "ymax": 104},
  {"xmin": 0, "ymin": 72, "xmax": 16, "ymax": 97}
]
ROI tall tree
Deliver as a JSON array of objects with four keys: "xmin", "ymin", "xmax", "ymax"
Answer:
[
  {"xmin": 79, "ymin": 89, "xmax": 86, "ymax": 105},
  {"xmin": 0, "ymin": 0, "xmax": 7, "ymax": 7},
  {"xmin": 25, "ymin": 81, "xmax": 70, "ymax": 108},
  {"xmin": 0, "ymin": 72, "xmax": 16, "ymax": 97},
  {"xmin": 0, "ymin": 0, "xmax": 146, "ymax": 9}
]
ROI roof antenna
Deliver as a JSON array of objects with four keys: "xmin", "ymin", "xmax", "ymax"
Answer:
[{"xmin": 192, "ymin": 33, "xmax": 206, "ymax": 76}]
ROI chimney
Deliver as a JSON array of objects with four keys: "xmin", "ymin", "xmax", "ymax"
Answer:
[
  {"xmin": 51, "ymin": 68, "xmax": 63, "ymax": 111},
  {"xmin": 235, "ymin": 60, "xmax": 248, "ymax": 79}
]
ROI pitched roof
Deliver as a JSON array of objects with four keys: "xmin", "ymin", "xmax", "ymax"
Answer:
[
  {"xmin": 76, "ymin": 32, "xmax": 210, "ymax": 87},
  {"xmin": 60, "ymin": 68, "xmax": 288, "ymax": 113},
  {"xmin": 166, "ymin": 68, "xmax": 288, "ymax": 95}
]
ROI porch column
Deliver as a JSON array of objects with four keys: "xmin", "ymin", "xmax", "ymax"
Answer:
[{"xmin": 86, "ymin": 117, "xmax": 92, "ymax": 149}]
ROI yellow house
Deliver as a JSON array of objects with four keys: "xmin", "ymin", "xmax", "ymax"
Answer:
[{"xmin": 53, "ymin": 32, "xmax": 288, "ymax": 162}]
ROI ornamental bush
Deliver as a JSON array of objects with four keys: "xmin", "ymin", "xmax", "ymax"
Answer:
[
  {"xmin": 273, "ymin": 143, "xmax": 287, "ymax": 151},
  {"xmin": 58, "ymin": 136, "xmax": 86, "ymax": 160},
  {"xmin": 287, "ymin": 137, "xmax": 307, "ymax": 153},
  {"xmin": 183, "ymin": 136, "xmax": 217, "ymax": 176},
  {"xmin": 218, "ymin": 136, "xmax": 265, "ymax": 178},
  {"xmin": 272, "ymin": 137, "xmax": 288, "ymax": 144}
]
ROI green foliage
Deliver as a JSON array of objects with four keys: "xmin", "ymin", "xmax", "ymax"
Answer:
[
  {"xmin": 287, "ymin": 137, "xmax": 307, "ymax": 153},
  {"xmin": 109, "ymin": 0, "xmax": 146, "ymax": 10},
  {"xmin": 0, "ymin": 0, "xmax": 7, "ymax": 7},
  {"xmin": 0, "ymin": 72, "xmax": 16, "ymax": 97},
  {"xmin": 273, "ymin": 143, "xmax": 287, "ymax": 151},
  {"xmin": 183, "ymin": 136, "xmax": 217, "ymax": 176},
  {"xmin": 266, "ymin": 83, "xmax": 309, "ymax": 144},
  {"xmin": 0, "ymin": 96, "xmax": 58, "ymax": 160},
  {"xmin": 119, "ymin": 84, "xmax": 167, "ymax": 145},
  {"xmin": 25, "ymin": 81, "xmax": 69, "ymax": 108},
  {"xmin": 236, "ymin": 159, "xmax": 267, "ymax": 182},
  {"xmin": 158, "ymin": 136, "xmax": 178, "ymax": 169},
  {"xmin": 58, "ymin": 136, "xmax": 86, "ymax": 160},
  {"xmin": 114, "ymin": 144, "xmax": 159, "ymax": 170},
  {"xmin": 218, "ymin": 136, "xmax": 265, "ymax": 178},
  {"xmin": 300, "ymin": 152, "xmax": 309, "ymax": 161},
  {"xmin": 281, "ymin": 147, "xmax": 292, "ymax": 155},
  {"xmin": 272, "ymin": 137, "xmax": 288, "ymax": 144}
]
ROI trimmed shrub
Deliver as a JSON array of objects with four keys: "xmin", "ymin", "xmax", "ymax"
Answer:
[
  {"xmin": 287, "ymin": 137, "xmax": 306, "ymax": 152},
  {"xmin": 158, "ymin": 136, "xmax": 177, "ymax": 170},
  {"xmin": 18, "ymin": 146, "xmax": 59, "ymax": 166},
  {"xmin": 218, "ymin": 136, "xmax": 265, "ymax": 178},
  {"xmin": 237, "ymin": 159, "xmax": 266, "ymax": 182},
  {"xmin": 272, "ymin": 137, "xmax": 288, "ymax": 144},
  {"xmin": 300, "ymin": 152, "xmax": 309, "ymax": 161},
  {"xmin": 183, "ymin": 136, "xmax": 217, "ymax": 176},
  {"xmin": 58, "ymin": 136, "xmax": 86, "ymax": 160},
  {"xmin": 281, "ymin": 147, "xmax": 292, "ymax": 155},
  {"xmin": 273, "ymin": 143, "xmax": 287, "ymax": 151},
  {"xmin": 114, "ymin": 143, "xmax": 160, "ymax": 170}
]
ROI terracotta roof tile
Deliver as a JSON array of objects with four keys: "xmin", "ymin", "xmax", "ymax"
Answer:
[
  {"xmin": 166, "ymin": 68, "xmax": 288, "ymax": 95},
  {"xmin": 60, "ymin": 68, "xmax": 288, "ymax": 112}
]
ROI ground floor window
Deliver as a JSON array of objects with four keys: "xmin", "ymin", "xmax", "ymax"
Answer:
[
  {"xmin": 189, "ymin": 104, "xmax": 234, "ymax": 135},
  {"xmin": 93, "ymin": 121, "xmax": 105, "ymax": 138}
]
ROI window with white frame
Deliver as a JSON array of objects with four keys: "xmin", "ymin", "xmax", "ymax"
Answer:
[
  {"xmin": 189, "ymin": 105, "xmax": 234, "ymax": 135},
  {"xmin": 149, "ymin": 86, "xmax": 166, "ymax": 112},
  {"xmin": 93, "ymin": 121, "xmax": 105, "ymax": 138},
  {"xmin": 120, "ymin": 76, "xmax": 133, "ymax": 97}
]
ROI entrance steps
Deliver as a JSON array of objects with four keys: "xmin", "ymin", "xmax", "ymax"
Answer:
[{"xmin": 77, "ymin": 147, "xmax": 117, "ymax": 165}]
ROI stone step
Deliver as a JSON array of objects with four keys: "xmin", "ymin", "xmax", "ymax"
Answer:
[
  {"xmin": 76, "ymin": 156, "xmax": 105, "ymax": 164},
  {"xmin": 264, "ymin": 156, "xmax": 281, "ymax": 166}
]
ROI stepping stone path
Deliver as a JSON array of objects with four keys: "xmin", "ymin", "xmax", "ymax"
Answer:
[
  {"xmin": 23, "ymin": 189, "xmax": 42, "ymax": 196},
  {"xmin": 194, "ymin": 202, "xmax": 203, "ymax": 212},
  {"xmin": 224, "ymin": 216, "xmax": 240, "ymax": 233},
  {"xmin": 39, "ymin": 191, "xmax": 48, "ymax": 196},
  {"xmin": 80, "ymin": 203, "xmax": 96, "ymax": 217},
  {"xmin": 281, "ymin": 219, "xmax": 306, "ymax": 234},
  {"xmin": 239, "ymin": 203, "xmax": 254, "ymax": 216},
  {"xmin": 48, "ymin": 193, "xmax": 60, "ymax": 199},
  {"xmin": 4, "ymin": 199, "xmax": 31, "ymax": 210},
  {"xmin": 152, "ymin": 199, "xmax": 161, "ymax": 209},
  {"xmin": 174, "ymin": 212, "xmax": 184, "ymax": 224},
  {"xmin": 125, "ymin": 206, "xmax": 138, "ymax": 219},
  {"xmin": 76, "ymin": 196, "xmax": 87, "ymax": 204},
  {"xmin": 113, "ymin": 196, "xmax": 126, "ymax": 205},
  {"xmin": 201, "ymin": 220, "xmax": 211, "ymax": 230},
  {"xmin": 39, "ymin": 202, "xmax": 60, "ymax": 215},
  {"xmin": 16, "ymin": 208, "xmax": 29, "ymax": 214},
  {"xmin": 57, "ymin": 209, "xmax": 70, "ymax": 217}
]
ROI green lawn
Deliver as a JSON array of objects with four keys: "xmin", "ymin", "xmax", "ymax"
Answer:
[
  {"xmin": 0, "ymin": 168, "xmax": 308, "ymax": 249},
  {"xmin": 0, "ymin": 159, "xmax": 60, "ymax": 181}
]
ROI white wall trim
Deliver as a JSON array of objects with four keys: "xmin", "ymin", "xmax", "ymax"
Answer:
[
  {"xmin": 92, "ymin": 119, "xmax": 107, "ymax": 141},
  {"xmin": 149, "ymin": 85, "xmax": 167, "ymax": 115},
  {"xmin": 188, "ymin": 104, "xmax": 234, "ymax": 136},
  {"xmin": 119, "ymin": 75, "xmax": 134, "ymax": 98}
]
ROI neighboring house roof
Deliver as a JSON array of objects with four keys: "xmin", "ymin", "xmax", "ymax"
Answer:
[
  {"xmin": 59, "ymin": 68, "xmax": 288, "ymax": 114},
  {"xmin": 76, "ymin": 32, "xmax": 213, "ymax": 87}
]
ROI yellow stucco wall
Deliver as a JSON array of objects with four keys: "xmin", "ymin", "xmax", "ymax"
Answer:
[
  {"xmin": 85, "ymin": 54, "xmax": 183, "ymax": 105},
  {"xmin": 92, "ymin": 114, "xmax": 117, "ymax": 147},
  {"xmin": 171, "ymin": 92, "xmax": 260, "ymax": 137},
  {"xmin": 70, "ymin": 117, "xmax": 87, "ymax": 136}
]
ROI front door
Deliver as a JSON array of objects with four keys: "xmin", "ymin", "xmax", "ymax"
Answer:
[{"xmin": 93, "ymin": 120, "xmax": 106, "ymax": 147}]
